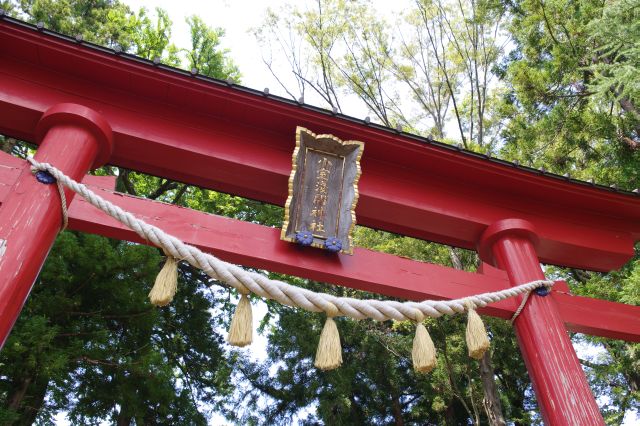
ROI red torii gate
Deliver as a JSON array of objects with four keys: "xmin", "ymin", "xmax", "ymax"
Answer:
[{"xmin": 0, "ymin": 16, "xmax": 639, "ymax": 425}]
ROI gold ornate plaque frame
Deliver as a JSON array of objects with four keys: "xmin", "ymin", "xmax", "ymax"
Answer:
[{"xmin": 281, "ymin": 127, "xmax": 364, "ymax": 254}]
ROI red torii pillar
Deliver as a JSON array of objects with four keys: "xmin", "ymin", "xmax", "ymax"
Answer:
[
  {"xmin": 0, "ymin": 103, "xmax": 112, "ymax": 349},
  {"xmin": 480, "ymin": 219, "xmax": 604, "ymax": 425}
]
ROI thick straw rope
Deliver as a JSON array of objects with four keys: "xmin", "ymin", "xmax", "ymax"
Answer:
[
  {"xmin": 28, "ymin": 158, "xmax": 553, "ymax": 321},
  {"xmin": 510, "ymin": 291, "xmax": 533, "ymax": 324},
  {"xmin": 54, "ymin": 179, "xmax": 69, "ymax": 230}
]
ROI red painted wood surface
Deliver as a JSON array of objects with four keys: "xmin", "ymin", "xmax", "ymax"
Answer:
[
  {"xmin": 0, "ymin": 103, "xmax": 112, "ymax": 348},
  {"xmin": 480, "ymin": 220, "xmax": 604, "ymax": 425},
  {"xmin": 3, "ymin": 151, "xmax": 638, "ymax": 341},
  {"xmin": 0, "ymin": 20, "xmax": 638, "ymax": 272}
]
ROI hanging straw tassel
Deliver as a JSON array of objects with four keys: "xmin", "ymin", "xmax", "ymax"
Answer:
[
  {"xmin": 228, "ymin": 292, "xmax": 253, "ymax": 347},
  {"xmin": 465, "ymin": 301, "xmax": 490, "ymax": 359},
  {"xmin": 149, "ymin": 256, "xmax": 179, "ymax": 307},
  {"xmin": 314, "ymin": 303, "xmax": 342, "ymax": 370},
  {"xmin": 412, "ymin": 311, "xmax": 437, "ymax": 373}
]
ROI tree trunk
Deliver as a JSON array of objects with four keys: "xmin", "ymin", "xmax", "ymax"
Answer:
[
  {"xmin": 391, "ymin": 393, "xmax": 405, "ymax": 426},
  {"xmin": 451, "ymin": 248, "xmax": 506, "ymax": 425},
  {"xmin": 629, "ymin": 370, "xmax": 640, "ymax": 393},
  {"xmin": 444, "ymin": 398, "xmax": 457, "ymax": 425},
  {"xmin": 619, "ymin": 97, "xmax": 639, "ymax": 119},
  {"xmin": 7, "ymin": 375, "xmax": 49, "ymax": 426},
  {"xmin": 117, "ymin": 409, "xmax": 132, "ymax": 426},
  {"xmin": 348, "ymin": 394, "xmax": 366, "ymax": 424},
  {"xmin": 7, "ymin": 377, "xmax": 32, "ymax": 412},
  {"xmin": 617, "ymin": 97, "xmax": 640, "ymax": 148},
  {"xmin": 511, "ymin": 388, "xmax": 527, "ymax": 426},
  {"xmin": 479, "ymin": 352, "xmax": 507, "ymax": 426},
  {"xmin": 116, "ymin": 396, "xmax": 133, "ymax": 426}
]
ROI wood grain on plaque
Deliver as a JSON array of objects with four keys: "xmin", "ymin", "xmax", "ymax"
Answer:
[{"xmin": 282, "ymin": 127, "xmax": 364, "ymax": 254}]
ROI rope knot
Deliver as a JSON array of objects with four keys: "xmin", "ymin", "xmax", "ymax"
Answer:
[
  {"xmin": 413, "ymin": 309, "xmax": 425, "ymax": 323},
  {"xmin": 325, "ymin": 302, "xmax": 339, "ymax": 318},
  {"xmin": 28, "ymin": 157, "xmax": 68, "ymax": 230},
  {"xmin": 237, "ymin": 286, "xmax": 251, "ymax": 297},
  {"xmin": 510, "ymin": 280, "xmax": 555, "ymax": 324}
]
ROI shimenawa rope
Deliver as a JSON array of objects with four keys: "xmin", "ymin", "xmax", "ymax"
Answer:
[{"xmin": 27, "ymin": 157, "xmax": 553, "ymax": 370}]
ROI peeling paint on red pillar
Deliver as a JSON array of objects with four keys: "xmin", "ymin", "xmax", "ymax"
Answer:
[
  {"xmin": 0, "ymin": 103, "xmax": 112, "ymax": 349},
  {"xmin": 479, "ymin": 219, "xmax": 604, "ymax": 425}
]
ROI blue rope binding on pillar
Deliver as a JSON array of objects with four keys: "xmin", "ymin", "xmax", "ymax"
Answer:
[
  {"xmin": 534, "ymin": 286, "xmax": 550, "ymax": 296},
  {"xmin": 35, "ymin": 170, "xmax": 56, "ymax": 185}
]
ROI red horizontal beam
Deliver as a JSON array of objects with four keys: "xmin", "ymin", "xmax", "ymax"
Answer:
[
  {"xmin": 67, "ymin": 179, "xmax": 519, "ymax": 318},
  {"xmin": 1, "ymin": 152, "xmax": 638, "ymax": 341},
  {"xmin": 0, "ymin": 20, "xmax": 638, "ymax": 272},
  {"xmin": 553, "ymin": 291, "xmax": 640, "ymax": 342}
]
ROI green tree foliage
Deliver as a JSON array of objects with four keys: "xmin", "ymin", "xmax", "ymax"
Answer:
[
  {"xmin": 186, "ymin": 15, "xmax": 240, "ymax": 81},
  {"xmin": 500, "ymin": 0, "xmax": 640, "ymax": 187},
  {"xmin": 586, "ymin": 0, "xmax": 640, "ymax": 111},
  {"xmin": 11, "ymin": 0, "xmax": 177, "ymax": 62},
  {"xmin": 0, "ymin": 234, "xmax": 232, "ymax": 425}
]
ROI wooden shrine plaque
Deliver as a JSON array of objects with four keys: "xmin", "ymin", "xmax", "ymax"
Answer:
[{"xmin": 281, "ymin": 127, "xmax": 364, "ymax": 254}]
